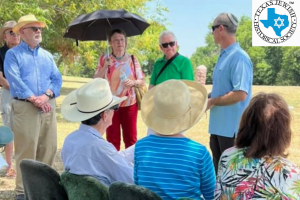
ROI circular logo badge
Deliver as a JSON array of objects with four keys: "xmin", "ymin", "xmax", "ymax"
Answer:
[{"xmin": 253, "ymin": 0, "xmax": 297, "ymax": 44}]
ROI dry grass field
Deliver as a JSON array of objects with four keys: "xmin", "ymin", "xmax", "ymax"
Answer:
[
  {"xmin": 0, "ymin": 75, "xmax": 299, "ymax": 197},
  {"xmin": 56, "ymin": 76, "xmax": 300, "ymax": 166}
]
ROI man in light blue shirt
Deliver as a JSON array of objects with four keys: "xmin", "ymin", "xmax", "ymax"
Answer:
[
  {"xmin": 61, "ymin": 78, "xmax": 134, "ymax": 186},
  {"xmin": 62, "ymin": 124, "xmax": 134, "ymax": 186},
  {"xmin": 206, "ymin": 13, "xmax": 253, "ymax": 173},
  {"xmin": 4, "ymin": 14, "xmax": 62, "ymax": 200}
]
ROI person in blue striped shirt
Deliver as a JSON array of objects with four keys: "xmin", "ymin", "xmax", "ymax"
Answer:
[{"xmin": 134, "ymin": 79, "xmax": 216, "ymax": 200}]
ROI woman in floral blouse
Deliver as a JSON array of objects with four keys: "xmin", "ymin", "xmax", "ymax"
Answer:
[
  {"xmin": 214, "ymin": 93, "xmax": 300, "ymax": 200},
  {"xmin": 94, "ymin": 29, "xmax": 145, "ymax": 151}
]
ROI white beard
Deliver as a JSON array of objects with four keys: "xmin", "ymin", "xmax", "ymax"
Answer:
[{"xmin": 33, "ymin": 34, "xmax": 42, "ymax": 44}]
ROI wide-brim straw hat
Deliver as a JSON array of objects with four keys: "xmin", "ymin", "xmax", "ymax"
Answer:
[
  {"xmin": 0, "ymin": 20, "xmax": 17, "ymax": 43},
  {"xmin": 141, "ymin": 79, "xmax": 208, "ymax": 135},
  {"xmin": 61, "ymin": 78, "xmax": 127, "ymax": 122},
  {"xmin": 0, "ymin": 126, "xmax": 14, "ymax": 147},
  {"xmin": 13, "ymin": 14, "xmax": 46, "ymax": 34}
]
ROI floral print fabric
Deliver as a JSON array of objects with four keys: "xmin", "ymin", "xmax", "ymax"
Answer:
[
  {"xmin": 215, "ymin": 147, "xmax": 300, "ymax": 200},
  {"xmin": 96, "ymin": 54, "xmax": 144, "ymax": 107}
]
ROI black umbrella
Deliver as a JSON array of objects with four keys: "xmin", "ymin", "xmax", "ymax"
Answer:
[{"xmin": 63, "ymin": 9, "xmax": 150, "ymax": 41}]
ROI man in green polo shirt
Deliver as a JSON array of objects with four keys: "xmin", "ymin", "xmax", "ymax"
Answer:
[{"xmin": 149, "ymin": 31, "xmax": 194, "ymax": 89}]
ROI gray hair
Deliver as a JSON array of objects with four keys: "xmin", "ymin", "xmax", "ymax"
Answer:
[
  {"xmin": 159, "ymin": 31, "xmax": 177, "ymax": 44},
  {"xmin": 214, "ymin": 13, "xmax": 238, "ymax": 34}
]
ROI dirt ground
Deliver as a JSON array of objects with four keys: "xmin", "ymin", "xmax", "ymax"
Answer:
[{"xmin": 0, "ymin": 149, "xmax": 63, "ymax": 200}]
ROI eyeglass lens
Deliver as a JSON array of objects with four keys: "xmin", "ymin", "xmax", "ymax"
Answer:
[
  {"xmin": 161, "ymin": 41, "xmax": 176, "ymax": 48},
  {"xmin": 5, "ymin": 30, "xmax": 18, "ymax": 36},
  {"xmin": 212, "ymin": 25, "xmax": 219, "ymax": 32},
  {"xmin": 212, "ymin": 24, "xmax": 228, "ymax": 32},
  {"xmin": 24, "ymin": 27, "xmax": 43, "ymax": 32}
]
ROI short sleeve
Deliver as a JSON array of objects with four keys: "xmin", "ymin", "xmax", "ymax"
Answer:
[
  {"xmin": 230, "ymin": 57, "xmax": 252, "ymax": 94},
  {"xmin": 181, "ymin": 58, "xmax": 194, "ymax": 81}
]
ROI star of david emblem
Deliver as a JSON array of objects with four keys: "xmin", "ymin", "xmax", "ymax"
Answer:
[{"xmin": 274, "ymin": 17, "xmax": 284, "ymax": 28}]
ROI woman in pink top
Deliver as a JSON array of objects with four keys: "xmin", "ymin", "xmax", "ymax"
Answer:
[{"xmin": 94, "ymin": 29, "xmax": 145, "ymax": 150}]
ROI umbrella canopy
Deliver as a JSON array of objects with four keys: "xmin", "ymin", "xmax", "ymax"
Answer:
[{"xmin": 63, "ymin": 9, "xmax": 150, "ymax": 41}]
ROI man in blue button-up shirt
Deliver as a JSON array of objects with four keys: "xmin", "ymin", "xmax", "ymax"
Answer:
[
  {"xmin": 206, "ymin": 13, "xmax": 253, "ymax": 174},
  {"xmin": 4, "ymin": 14, "xmax": 62, "ymax": 200},
  {"xmin": 61, "ymin": 78, "xmax": 133, "ymax": 186}
]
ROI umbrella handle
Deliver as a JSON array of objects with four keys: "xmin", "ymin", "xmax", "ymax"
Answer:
[
  {"xmin": 106, "ymin": 37, "xmax": 111, "ymax": 73},
  {"xmin": 106, "ymin": 39, "xmax": 110, "ymax": 56}
]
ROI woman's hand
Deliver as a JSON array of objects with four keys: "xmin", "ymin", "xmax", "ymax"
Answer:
[
  {"xmin": 124, "ymin": 79, "xmax": 136, "ymax": 87},
  {"xmin": 94, "ymin": 57, "xmax": 111, "ymax": 78},
  {"xmin": 104, "ymin": 58, "xmax": 112, "ymax": 68}
]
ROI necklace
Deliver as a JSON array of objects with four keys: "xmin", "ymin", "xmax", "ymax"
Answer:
[{"xmin": 112, "ymin": 52, "xmax": 125, "ymax": 60}]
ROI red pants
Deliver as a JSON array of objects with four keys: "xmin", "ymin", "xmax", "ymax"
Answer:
[{"xmin": 106, "ymin": 103, "xmax": 138, "ymax": 150}]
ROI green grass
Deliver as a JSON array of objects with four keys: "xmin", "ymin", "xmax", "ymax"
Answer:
[
  {"xmin": 56, "ymin": 76, "xmax": 300, "ymax": 167},
  {"xmin": 2, "ymin": 76, "xmax": 299, "ymax": 167}
]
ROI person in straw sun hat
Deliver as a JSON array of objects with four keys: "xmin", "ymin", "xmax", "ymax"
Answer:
[
  {"xmin": 0, "ymin": 21, "xmax": 19, "ymax": 44},
  {"xmin": 0, "ymin": 20, "xmax": 20, "ymax": 179},
  {"xmin": 61, "ymin": 78, "xmax": 134, "ymax": 186},
  {"xmin": 134, "ymin": 79, "xmax": 216, "ymax": 200},
  {"xmin": 4, "ymin": 14, "xmax": 62, "ymax": 200},
  {"xmin": 12, "ymin": 14, "xmax": 46, "ymax": 34}
]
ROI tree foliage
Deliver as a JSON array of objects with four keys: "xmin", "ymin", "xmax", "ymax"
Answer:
[
  {"xmin": 190, "ymin": 16, "xmax": 300, "ymax": 86},
  {"xmin": 0, "ymin": 0, "xmax": 167, "ymax": 77},
  {"xmin": 2, "ymin": 2, "xmax": 299, "ymax": 85}
]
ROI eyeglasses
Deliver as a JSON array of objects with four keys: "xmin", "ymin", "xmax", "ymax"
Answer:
[
  {"xmin": 109, "ymin": 104, "xmax": 119, "ymax": 111},
  {"xmin": 23, "ymin": 27, "xmax": 43, "ymax": 32},
  {"xmin": 161, "ymin": 41, "xmax": 176, "ymax": 48},
  {"xmin": 4, "ymin": 30, "xmax": 18, "ymax": 36},
  {"xmin": 211, "ymin": 24, "xmax": 228, "ymax": 32}
]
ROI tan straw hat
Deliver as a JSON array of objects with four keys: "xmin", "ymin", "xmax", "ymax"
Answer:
[
  {"xmin": 0, "ymin": 21, "xmax": 17, "ymax": 42},
  {"xmin": 141, "ymin": 79, "xmax": 208, "ymax": 135},
  {"xmin": 61, "ymin": 78, "xmax": 127, "ymax": 122},
  {"xmin": 13, "ymin": 14, "xmax": 46, "ymax": 34}
]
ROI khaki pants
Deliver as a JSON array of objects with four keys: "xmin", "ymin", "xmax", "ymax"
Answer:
[{"xmin": 12, "ymin": 99, "xmax": 57, "ymax": 195}]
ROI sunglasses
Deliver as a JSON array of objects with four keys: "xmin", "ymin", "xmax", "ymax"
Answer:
[
  {"xmin": 161, "ymin": 41, "xmax": 176, "ymax": 48},
  {"xmin": 23, "ymin": 27, "xmax": 43, "ymax": 32},
  {"xmin": 5, "ymin": 30, "xmax": 18, "ymax": 36},
  {"xmin": 211, "ymin": 24, "xmax": 228, "ymax": 32},
  {"xmin": 109, "ymin": 104, "xmax": 119, "ymax": 111}
]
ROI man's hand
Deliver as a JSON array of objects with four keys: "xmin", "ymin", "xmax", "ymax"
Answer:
[
  {"xmin": 39, "ymin": 103, "xmax": 52, "ymax": 113},
  {"xmin": 206, "ymin": 98, "xmax": 214, "ymax": 111},
  {"xmin": 27, "ymin": 96, "xmax": 37, "ymax": 103},
  {"xmin": 212, "ymin": 91, "xmax": 247, "ymax": 106},
  {"xmin": 205, "ymin": 91, "xmax": 247, "ymax": 111},
  {"xmin": 32, "ymin": 94, "xmax": 49, "ymax": 107}
]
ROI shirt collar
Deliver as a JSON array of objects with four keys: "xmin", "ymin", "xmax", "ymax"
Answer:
[
  {"xmin": 157, "ymin": 55, "xmax": 165, "ymax": 62},
  {"xmin": 20, "ymin": 40, "xmax": 40, "ymax": 52},
  {"xmin": 78, "ymin": 124, "xmax": 104, "ymax": 140},
  {"xmin": 220, "ymin": 42, "xmax": 239, "ymax": 56}
]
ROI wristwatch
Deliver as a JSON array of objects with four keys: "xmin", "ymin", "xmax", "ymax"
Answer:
[{"xmin": 44, "ymin": 92, "xmax": 53, "ymax": 99}]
